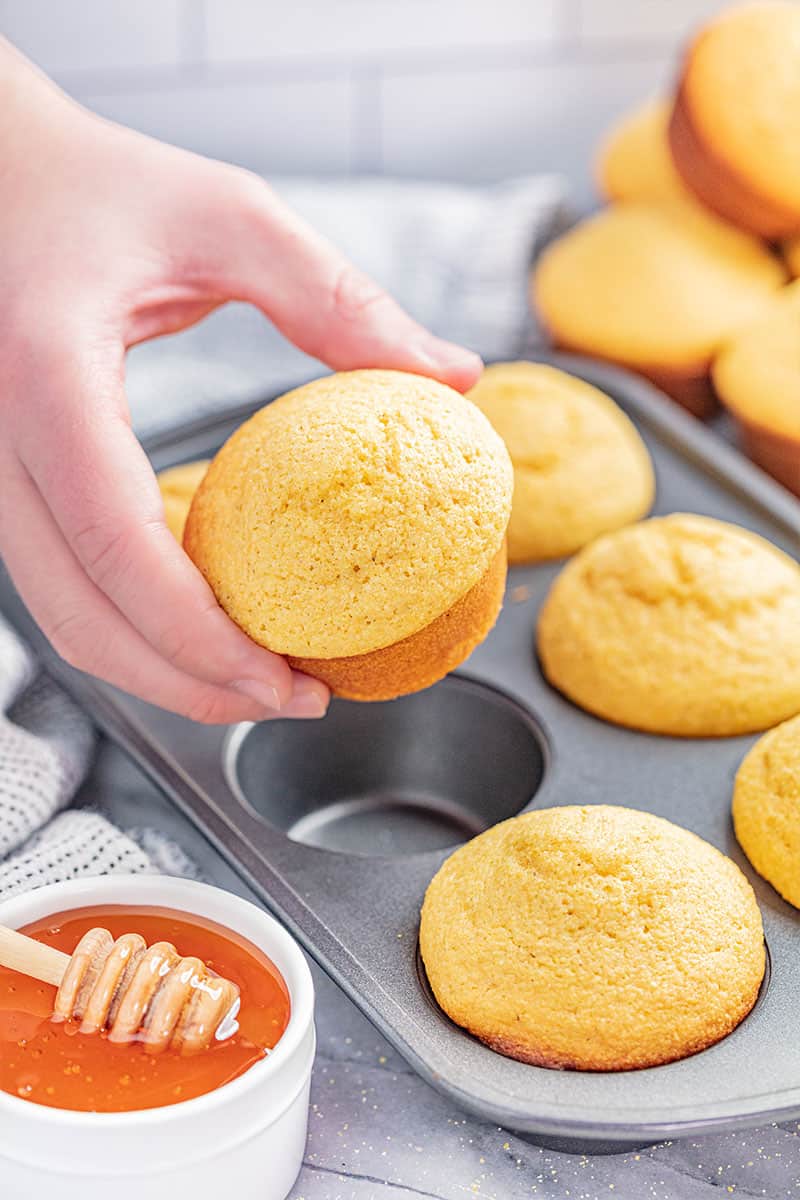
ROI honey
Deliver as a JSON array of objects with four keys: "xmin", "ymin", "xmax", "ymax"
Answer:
[{"xmin": 0, "ymin": 905, "xmax": 290, "ymax": 1112}]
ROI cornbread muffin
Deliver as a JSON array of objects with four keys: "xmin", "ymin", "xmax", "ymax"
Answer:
[
  {"xmin": 713, "ymin": 280, "xmax": 800, "ymax": 496},
  {"xmin": 785, "ymin": 236, "xmax": 800, "ymax": 277},
  {"xmin": 184, "ymin": 370, "xmax": 513, "ymax": 701},
  {"xmin": 157, "ymin": 460, "xmax": 211, "ymax": 542},
  {"xmin": 597, "ymin": 99, "xmax": 778, "ymax": 261},
  {"xmin": 670, "ymin": 2, "xmax": 800, "ymax": 238},
  {"xmin": 597, "ymin": 99, "xmax": 693, "ymax": 206},
  {"xmin": 420, "ymin": 805, "xmax": 765, "ymax": 1071},
  {"xmin": 538, "ymin": 514, "xmax": 800, "ymax": 737},
  {"xmin": 466, "ymin": 362, "xmax": 654, "ymax": 562},
  {"xmin": 733, "ymin": 715, "xmax": 800, "ymax": 909},
  {"xmin": 533, "ymin": 202, "xmax": 785, "ymax": 418}
]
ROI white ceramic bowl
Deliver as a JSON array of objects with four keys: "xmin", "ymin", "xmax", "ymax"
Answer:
[{"xmin": 0, "ymin": 876, "xmax": 315, "ymax": 1200}]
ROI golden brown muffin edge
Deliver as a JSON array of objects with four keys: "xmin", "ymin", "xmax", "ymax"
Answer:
[{"xmin": 288, "ymin": 542, "xmax": 507, "ymax": 701}]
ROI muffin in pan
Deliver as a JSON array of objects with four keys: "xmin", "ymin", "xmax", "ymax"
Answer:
[
  {"xmin": 734, "ymin": 714, "xmax": 800, "ymax": 910},
  {"xmin": 713, "ymin": 280, "xmax": 800, "ymax": 496},
  {"xmin": 537, "ymin": 513, "xmax": 800, "ymax": 737},
  {"xmin": 420, "ymin": 805, "xmax": 765, "ymax": 1071},
  {"xmin": 157, "ymin": 460, "xmax": 211, "ymax": 542},
  {"xmin": 669, "ymin": 2, "xmax": 800, "ymax": 239},
  {"xmin": 466, "ymin": 362, "xmax": 654, "ymax": 563},
  {"xmin": 532, "ymin": 202, "xmax": 785, "ymax": 418},
  {"xmin": 184, "ymin": 369, "xmax": 513, "ymax": 701}
]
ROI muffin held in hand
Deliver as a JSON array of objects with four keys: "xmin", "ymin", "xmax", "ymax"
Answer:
[
  {"xmin": 184, "ymin": 369, "xmax": 513, "ymax": 702},
  {"xmin": 538, "ymin": 513, "xmax": 800, "ymax": 737},
  {"xmin": 670, "ymin": 1, "xmax": 800, "ymax": 238},
  {"xmin": 466, "ymin": 362, "xmax": 654, "ymax": 563},
  {"xmin": 420, "ymin": 805, "xmax": 765, "ymax": 1071},
  {"xmin": 713, "ymin": 280, "xmax": 800, "ymax": 496},
  {"xmin": 157, "ymin": 460, "xmax": 211, "ymax": 542},
  {"xmin": 533, "ymin": 202, "xmax": 785, "ymax": 418},
  {"xmin": 734, "ymin": 715, "xmax": 800, "ymax": 909}
]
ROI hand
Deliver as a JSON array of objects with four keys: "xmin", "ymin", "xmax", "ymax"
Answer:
[{"xmin": 0, "ymin": 40, "xmax": 482, "ymax": 724}]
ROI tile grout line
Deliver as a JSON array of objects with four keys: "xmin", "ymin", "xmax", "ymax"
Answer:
[{"xmin": 52, "ymin": 35, "xmax": 678, "ymax": 99}]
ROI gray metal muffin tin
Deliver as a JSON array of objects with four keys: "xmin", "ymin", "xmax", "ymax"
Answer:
[{"xmin": 2, "ymin": 351, "xmax": 800, "ymax": 1154}]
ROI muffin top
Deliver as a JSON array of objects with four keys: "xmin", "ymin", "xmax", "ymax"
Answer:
[
  {"xmin": 679, "ymin": 2, "xmax": 800, "ymax": 212},
  {"xmin": 420, "ymin": 805, "xmax": 765, "ymax": 1071},
  {"xmin": 157, "ymin": 460, "xmax": 211, "ymax": 543},
  {"xmin": 466, "ymin": 362, "xmax": 654, "ymax": 562},
  {"xmin": 184, "ymin": 369, "xmax": 512, "ymax": 659},
  {"xmin": 597, "ymin": 99, "xmax": 692, "ymax": 206},
  {"xmin": 734, "ymin": 714, "xmax": 800, "ymax": 909},
  {"xmin": 537, "ymin": 513, "xmax": 800, "ymax": 736},
  {"xmin": 713, "ymin": 280, "xmax": 800, "ymax": 440},
  {"xmin": 533, "ymin": 203, "xmax": 785, "ymax": 372}
]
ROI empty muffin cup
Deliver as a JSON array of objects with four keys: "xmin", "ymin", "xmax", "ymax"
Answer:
[{"xmin": 225, "ymin": 675, "xmax": 548, "ymax": 857}]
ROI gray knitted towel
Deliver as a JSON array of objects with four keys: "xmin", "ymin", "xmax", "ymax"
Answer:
[{"xmin": 0, "ymin": 615, "xmax": 153, "ymax": 897}]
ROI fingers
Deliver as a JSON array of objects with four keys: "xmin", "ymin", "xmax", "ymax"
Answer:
[
  {"xmin": 0, "ymin": 454, "xmax": 328, "ymax": 723},
  {"xmin": 196, "ymin": 171, "xmax": 483, "ymax": 392},
  {"xmin": 16, "ymin": 353, "xmax": 317, "ymax": 712}
]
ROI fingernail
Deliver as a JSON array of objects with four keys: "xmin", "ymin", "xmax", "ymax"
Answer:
[
  {"xmin": 231, "ymin": 679, "xmax": 282, "ymax": 712},
  {"xmin": 283, "ymin": 674, "xmax": 329, "ymax": 719},
  {"xmin": 283, "ymin": 690, "xmax": 328, "ymax": 719},
  {"xmin": 414, "ymin": 339, "xmax": 483, "ymax": 376}
]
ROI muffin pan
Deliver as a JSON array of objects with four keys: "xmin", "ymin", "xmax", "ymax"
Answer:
[{"xmin": 2, "ymin": 352, "xmax": 800, "ymax": 1153}]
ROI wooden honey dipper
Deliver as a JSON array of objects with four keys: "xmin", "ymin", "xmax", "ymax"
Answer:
[{"xmin": 0, "ymin": 923, "xmax": 241, "ymax": 1054}]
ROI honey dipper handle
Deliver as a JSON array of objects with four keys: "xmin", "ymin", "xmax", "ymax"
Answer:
[{"xmin": 0, "ymin": 923, "xmax": 70, "ymax": 987}]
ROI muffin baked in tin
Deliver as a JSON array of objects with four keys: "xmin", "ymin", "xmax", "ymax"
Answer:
[{"xmin": 421, "ymin": 805, "xmax": 765, "ymax": 1071}]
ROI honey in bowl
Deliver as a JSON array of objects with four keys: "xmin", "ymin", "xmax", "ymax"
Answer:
[{"xmin": 0, "ymin": 905, "xmax": 290, "ymax": 1112}]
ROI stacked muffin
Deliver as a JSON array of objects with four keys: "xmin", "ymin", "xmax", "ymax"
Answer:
[
  {"xmin": 713, "ymin": 282, "xmax": 800, "ymax": 494},
  {"xmin": 534, "ymin": 200, "xmax": 783, "ymax": 418},
  {"xmin": 533, "ymin": 0, "xmax": 800, "ymax": 494}
]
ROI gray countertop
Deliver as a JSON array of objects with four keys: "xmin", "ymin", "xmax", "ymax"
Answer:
[{"xmin": 79, "ymin": 742, "xmax": 800, "ymax": 1200}]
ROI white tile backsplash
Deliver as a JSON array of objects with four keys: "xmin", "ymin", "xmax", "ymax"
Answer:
[
  {"xmin": 575, "ymin": 0, "xmax": 737, "ymax": 42},
  {"xmin": 202, "ymin": 0, "xmax": 560, "ymax": 63},
  {"xmin": 379, "ymin": 54, "xmax": 674, "ymax": 205},
  {"xmin": 0, "ymin": 0, "xmax": 182, "ymax": 74},
  {"xmin": 76, "ymin": 76, "xmax": 357, "ymax": 175},
  {"xmin": 0, "ymin": 0, "xmax": 761, "ymax": 196}
]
